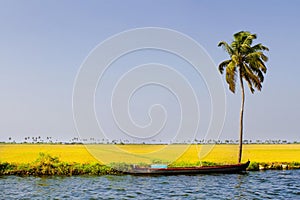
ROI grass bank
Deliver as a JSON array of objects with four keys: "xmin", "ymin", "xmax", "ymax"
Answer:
[
  {"xmin": 0, "ymin": 153, "xmax": 120, "ymax": 176},
  {"xmin": 1, "ymin": 153, "xmax": 299, "ymax": 176}
]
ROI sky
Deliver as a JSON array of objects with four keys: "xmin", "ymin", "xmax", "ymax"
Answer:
[{"xmin": 0, "ymin": 0, "xmax": 299, "ymax": 142}]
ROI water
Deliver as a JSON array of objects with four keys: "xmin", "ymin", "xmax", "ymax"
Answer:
[{"xmin": 1, "ymin": 170, "xmax": 299, "ymax": 199}]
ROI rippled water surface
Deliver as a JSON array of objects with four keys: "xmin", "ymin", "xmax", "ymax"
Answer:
[{"xmin": 1, "ymin": 170, "xmax": 300, "ymax": 199}]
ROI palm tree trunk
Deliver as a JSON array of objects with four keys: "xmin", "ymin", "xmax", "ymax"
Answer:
[{"xmin": 238, "ymin": 75, "xmax": 245, "ymax": 163}]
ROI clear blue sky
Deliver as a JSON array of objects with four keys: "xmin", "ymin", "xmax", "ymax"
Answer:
[{"xmin": 0, "ymin": 0, "xmax": 299, "ymax": 142}]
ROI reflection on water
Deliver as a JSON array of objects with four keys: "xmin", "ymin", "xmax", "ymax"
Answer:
[{"xmin": 0, "ymin": 170, "xmax": 299, "ymax": 199}]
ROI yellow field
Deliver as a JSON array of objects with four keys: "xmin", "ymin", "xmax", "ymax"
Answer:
[{"xmin": 0, "ymin": 144, "xmax": 299, "ymax": 164}]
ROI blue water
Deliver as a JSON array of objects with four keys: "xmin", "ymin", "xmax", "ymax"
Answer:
[{"xmin": 1, "ymin": 170, "xmax": 300, "ymax": 199}]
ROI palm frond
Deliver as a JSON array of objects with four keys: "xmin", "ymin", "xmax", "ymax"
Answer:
[
  {"xmin": 233, "ymin": 31, "xmax": 250, "ymax": 41},
  {"xmin": 231, "ymin": 40, "xmax": 240, "ymax": 52},
  {"xmin": 240, "ymin": 44, "xmax": 251, "ymax": 53},
  {"xmin": 243, "ymin": 64, "xmax": 262, "ymax": 91},
  {"xmin": 258, "ymin": 59, "xmax": 267, "ymax": 73},
  {"xmin": 260, "ymin": 53, "xmax": 268, "ymax": 62},
  {"xmin": 218, "ymin": 59, "xmax": 231, "ymax": 74},
  {"xmin": 231, "ymin": 55, "xmax": 239, "ymax": 64},
  {"xmin": 218, "ymin": 31, "xmax": 268, "ymax": 95},
  {"xmin": 247, "ymin": 63, "xmax": 265, "ymax": 82},
  {"xmin": 218, "ymin": 41, "xmax": 233, "ymax": 56},
  {"xmin": 233, "ymin": 31, "xmax": 255, "ymax": 45},
  {"xmin": 245, "ymin": 52, "xmax": 263, "ymax": 61},
  {"xmin": 243, "ymin": 34, "xmax": 257, "ymax": 46},
  {"xmin": 225, "ymin": 61, "xmax": 237, "ymax": 93},
  {"xmin": 245, "ymin": 53, "xmax": 268, "ymax": 73},
  {"xmin": 243, "ymin": 73, "xmax": 255, "ymax": 93},
  {"xmin": 252, "ymin": 43, "xmax": 269, "ymax": 51}
]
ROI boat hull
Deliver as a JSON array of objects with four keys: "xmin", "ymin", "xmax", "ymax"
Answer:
[{"xmin": 127, "ymin": 161, "xmax": 250, "ymax": 175}]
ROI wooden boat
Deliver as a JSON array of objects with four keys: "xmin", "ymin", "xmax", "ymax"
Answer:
[{"xmin": 126, "ymin": 161, "xmax": 250, "ymax": 175}]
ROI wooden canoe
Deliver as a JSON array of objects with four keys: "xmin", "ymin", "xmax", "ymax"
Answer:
[{"xmin": 126, "ymin": 161, "xmax": 250, "ymax": 175}]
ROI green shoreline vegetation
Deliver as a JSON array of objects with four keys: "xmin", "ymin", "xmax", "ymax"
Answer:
[
  {"xmin": 0, "ymin": 153, "xmax": 120, "ymax": 176},
  {"xmin": 0, "ymin": 153, "xmax": 299, "ymax": 176}
]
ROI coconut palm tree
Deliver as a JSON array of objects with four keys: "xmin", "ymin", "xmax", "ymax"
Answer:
[{"xmin": 218, "ymin": 31, "xmax": 269, "ymax": 163}]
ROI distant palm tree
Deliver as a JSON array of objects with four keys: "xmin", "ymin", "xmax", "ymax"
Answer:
[{"xmin": 218, "ymin": 31, "xmax": 269, "ymax": 163}]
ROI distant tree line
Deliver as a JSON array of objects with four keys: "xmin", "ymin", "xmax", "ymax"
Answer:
[{"xmin": 1, "ymin": 136, "xmax": 299, "ymax": 145}]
